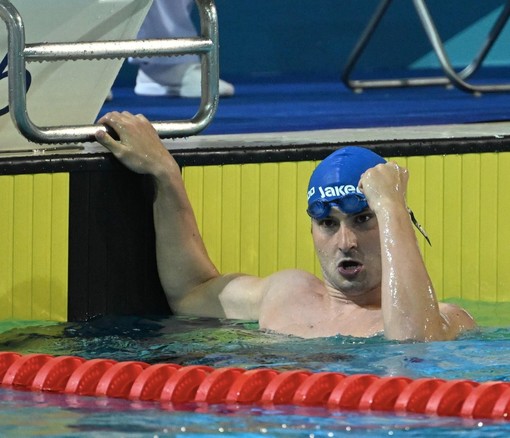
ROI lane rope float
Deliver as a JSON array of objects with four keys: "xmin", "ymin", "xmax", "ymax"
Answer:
[{"xmin": 0, "ymin": 352, "xmax": 509, "ymax": 420}]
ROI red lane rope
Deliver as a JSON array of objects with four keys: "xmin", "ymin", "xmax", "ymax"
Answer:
[{"xmin": 0, "ymin": 352, "xmax": 509, "ymax": 420}]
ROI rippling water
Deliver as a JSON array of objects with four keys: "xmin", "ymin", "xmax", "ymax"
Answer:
[{"xmin": 0, "ymin": 307, "xmax": 508, "ymax": 437}]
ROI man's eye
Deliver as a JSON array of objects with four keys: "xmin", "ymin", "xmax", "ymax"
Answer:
[
  {"xmin": 319, "ymin": 218, "xmax": 337, "ymax": 228},
  {"xmin": 354, "ymin": 213, "xmax": 373, "ymax": 224}
]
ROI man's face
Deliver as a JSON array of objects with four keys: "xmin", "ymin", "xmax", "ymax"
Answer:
[{"xmin": 311, "ymin": 207, "xmax": 382, "ymax": 299}]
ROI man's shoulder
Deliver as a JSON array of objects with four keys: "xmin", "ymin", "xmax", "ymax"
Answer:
[
  {"xmin": 438, "ymin": 301, "xmax": 470, "ymax": 314},
  {"xmin": 258, "ymin": 270, "xmax": 327, "ymax": 329},
  {"xmin": 438, "ymin": 301, "xmax": 478, "ymax": 331},
  {"xmin": 260, "ymin": 269, "xmax": 326, "ymax": 304},
  {"xmin": 224, "ymin": 270, "xmax": 321, "ymax": 302},
  {"xmin": 266, "ymin": 269, "xmax": 322, "ymax": 286}
]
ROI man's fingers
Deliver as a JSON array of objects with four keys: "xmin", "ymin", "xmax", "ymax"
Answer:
[
  {"xmin": 95, "ymin": 111, "xmax": 128, "ymax": 151},
  {"xmin": 95, "ymin": 128, "xmax": 121, "ymax": 153},
  {"xmin": 135, "ymin": 113, "xmax": 150, "ymax": 123}
]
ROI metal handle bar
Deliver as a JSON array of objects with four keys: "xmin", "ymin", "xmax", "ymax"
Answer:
[{"xmin": 0, "ymin": 0, "xmax": 219, "ymax": 144}]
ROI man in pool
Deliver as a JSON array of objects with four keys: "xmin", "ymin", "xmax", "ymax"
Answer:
[{"xmin": 96, "ymin": 111, "xmax": 476, "ymax": 341}]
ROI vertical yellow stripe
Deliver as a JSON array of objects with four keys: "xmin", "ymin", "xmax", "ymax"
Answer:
[
  {"xmin": 461, "ymin": 154, "xmax": 481, "ymax": 301},
  {"xmin": 50, "ymin": 173, "xmax": 69, "ymax": 321},
  {"xmin": 479, "ymin": 153, "xmax": 498, "ymax": 301},
  {"xmin": 277, "ymin": 162, "xmax": 298, "ymax": 270},
  {"xmin": 424, "ymin": 155, "xmax": 444, "ymax": 298},
  {"xmin": 259, "ymin": 163, "xmax": 279, "ymax": 277},
  {"xmin": 307, "ymin": 160, "xmax": 323, "ymax": 279},
  {"xmin": 12, "ymin": 175, "xmax": 33, "ymax": 320},
  {"xmin": 0, "ymin": 176, "xmax": 14, "ymax": 319},
  {"xmin": 442, "ymin": 154, "xmax": 462, "ymax": 298},
  {"xmin": 497, "ymin": 153, "xmax": 510, "ymax": 301},
  {"xmin": 32, "ymin": 174, "xmax": 52, "ymax": 320},
  {"xmin": 240, "ymin": 164, "xmax": 260, "ymax": 275},
  {"xmin": 221, "ymin": 165, "xmax": 241, "ymax": 273},
  {"xmin": 296, "ymin": 161, "xmax": 316, "ymax": 272},
  {"xmin": 202, "ymin": 166, "xmax": 223, "ymax": 270}
]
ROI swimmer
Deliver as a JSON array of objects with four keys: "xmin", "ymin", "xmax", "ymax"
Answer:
[{"xmin": 96, "ymin": 111, "xmax": 477, "ymax": 341}]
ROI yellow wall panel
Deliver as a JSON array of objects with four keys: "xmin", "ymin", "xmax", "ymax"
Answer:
[
  {"xmin": 183, "ymin": 152, "xmax": 510, "ymax": 304},
  {"xmin": 479, "ymin": 153, "xmax": 498, "ymax": 301},
  {"xmin": 0, "ymin": 173, "xmax": 69, "ymax": 321},
  {"xmin": 2, "ymin": 152, "xmax": 508, "ymax": 324},
  {"xmin": 239, "ymin": 165, "xmax": 260, "ymax": 275},
  {"xmin": 12, "ymin": 175, "xmax": 34, "ymax": 320},
  {"xmin": 49, "ymin": 173, "xmax": 69, "ymax": 321},
  {"xmin": 424, "ymin": 155, "xmax": 445, "ymax": 300},
  {"xmin": 277, "ymin": 162, "xmax": 298, "ymax": 270},
  {"xmin": 221, "ymin": 165, "xmax": 241, "ymax": 273},
  {"xmin": 461, "ymin": 154, "xmax": 481, "ymax": 301},
  {"xmin": 497, "ymin": 153, "xmax": 510, "ymax": 301},
  {"xmin": 0, "ymin": 176, "xmax": 14, "ymax": 319},
  {"xmin": 32, "ymin": 174, "xmax": 53, "ymax": 320},
  {"xmin": 442, "ymin": 154, "xmax": 462, "ymax": 298},
  {"xmin": 259, "ymin": 164, "xmax": 279, "ymax": 277}
]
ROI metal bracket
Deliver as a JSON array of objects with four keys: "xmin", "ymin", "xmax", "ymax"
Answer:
[
  {"xmin": 342, "ymin": 0, "xmax": 510, "ymax": 94},
  {"xmin": 0, "ymin": 0, "xmax": 219, "ymax": 144}
]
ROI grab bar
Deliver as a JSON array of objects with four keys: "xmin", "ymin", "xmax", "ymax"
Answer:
[{"xmin": 0, "ymin": 0, "xmax": 219, "ymax": 144}]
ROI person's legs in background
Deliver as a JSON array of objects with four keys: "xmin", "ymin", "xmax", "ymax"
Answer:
[{"xmin": 132, "ymin": 0, "xmax": 234, "ymax": 98}]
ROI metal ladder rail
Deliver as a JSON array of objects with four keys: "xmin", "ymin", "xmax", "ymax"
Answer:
[
  {"xmin": 342, "ymin": 0, "xmax": 510, "ymax": 94},
  {"xmin": 0, "ymin": 0, "xmax": 219, "ymax": 144}
]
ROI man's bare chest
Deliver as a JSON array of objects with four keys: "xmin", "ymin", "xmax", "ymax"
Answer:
[{"xmin": 261, "ymin": 299, "xmax": 384, "ymax": 338}]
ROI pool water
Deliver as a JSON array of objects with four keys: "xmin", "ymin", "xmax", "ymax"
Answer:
[{"xmin": 0, "ymin": 300, "xmax": 508, "ymax": 437}]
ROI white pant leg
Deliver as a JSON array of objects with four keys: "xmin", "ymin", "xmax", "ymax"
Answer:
[{"xmin": 135, "ymin": 0, "xmax": 199, "ymax": 68}]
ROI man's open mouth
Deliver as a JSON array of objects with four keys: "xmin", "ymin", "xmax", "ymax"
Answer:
[{"xmin": 338, "ymin": 260, "xmax": 363, "ymax": 278}]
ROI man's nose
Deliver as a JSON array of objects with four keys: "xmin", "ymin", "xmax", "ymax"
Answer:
[{"xmin": 338, "ymin": 223, "xmax": 357, "ymax": 253}]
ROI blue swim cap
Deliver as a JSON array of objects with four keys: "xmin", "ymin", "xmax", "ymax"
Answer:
[{"xmin": 307, "ymin": 146, "xmax": 386, "ymax": 219}]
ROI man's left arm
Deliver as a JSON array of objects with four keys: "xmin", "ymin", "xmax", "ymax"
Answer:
[{"xmin": 361, "ymin": 162, "xmax": 476, "ymax": 341}]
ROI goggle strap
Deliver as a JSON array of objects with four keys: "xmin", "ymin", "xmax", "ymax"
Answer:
[{"xmin": 407, "ymin": 208, "xmax": 431, "ymax": 246}]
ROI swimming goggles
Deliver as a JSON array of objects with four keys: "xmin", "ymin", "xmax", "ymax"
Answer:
[
  {"xmin": 307, "ymin": 193, "xmax": 368, "ymax": 218},
  {"xmin": 307, "ymin": 194, "xmax": 431, "ymax": 246}
]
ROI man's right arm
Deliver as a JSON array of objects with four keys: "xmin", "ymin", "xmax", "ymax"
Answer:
[{"xmin": 95, "ymin": 111, "xmax": 263, "ymax": 317}]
